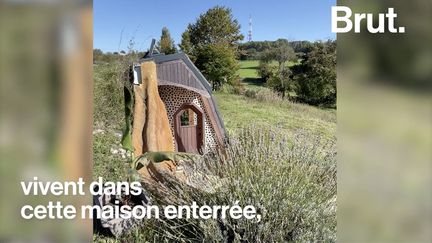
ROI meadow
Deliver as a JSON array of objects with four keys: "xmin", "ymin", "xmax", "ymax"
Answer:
[
  {"xmin": 218, "ymin": 60, "xmax": 335, "ymax": 138},
  {"xmin": 237, "ymin": 60, "xmax": 262, "ymax": 90},
  {"xmin": 93, "ymin": 59, "xmax": 336, "ymax": 242}
]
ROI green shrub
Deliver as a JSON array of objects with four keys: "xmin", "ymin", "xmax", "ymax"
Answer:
[
  {"xmin": 196, "ymin": 43, "xmax": 240, "ymax": 91},
  {"xmin": 93, "ymin": 63, "xmax": 127, "ymax": 129},
  {"xmin": 292, "ymin": 41, "xmax": 336, "ymax": 107},
  {"xmin": 179, "ymin": 6, "xmax": 244, "ymax": 90},
  {"xmin": 257, "ymin": 61, "xmax": 275, "ymax": 81},
  {"xmin": 220, "ymin": 83, "xmax": 245, "ymax": 95}
]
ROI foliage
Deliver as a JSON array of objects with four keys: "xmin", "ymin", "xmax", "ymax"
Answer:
[
  {"xmin": 292, "ymin": 40, "xmax": 337, "ymax": 107},
  {"xmin": 93, "ymin": 48, "xmax": 103, "ymax": 61},
  {"xmin": 289, "ymin": 40, "xmax": 314, "ymax": 54},
  {"xmin": 272, "ymin": 43, "xmax": 296, "ymax": 65},
  {"xmin": 257, "ymin": 61, "xmax": 276, "ymax": 82},
  {"xmin": 239, "ymin": 39, "xmax": 313, "ymax": 60},
  {"xmin": 266, "ymin": 68, "xmax": 295, "ymax": 99},
  {"xmin": 185, "ymin": 6, "xmax": 243, "ymax": 46},
  {"xmin": 93, "ymin": 42, "xmax": 141, "ymax": 135},
  {"xmin": 179, "ymin": 27, "xmax": 195, "ymax": 61},
  {"xmin": 158, "ymin": 27, "xmax": 177, "ymax": 55},
  {"xmin": 195, "ymin": 43, "xmax": 240, "ymax": 90},
  {"xmin": 179, "ymin": 6, "xmax": 244, "ymax": 90},
  {"xmin": 93, "ymin": 50, "xmax": 117, "ymax": 64},
  {"xmin": 253, "ymin": 40, "xmax": 336, "ymax": 106}
]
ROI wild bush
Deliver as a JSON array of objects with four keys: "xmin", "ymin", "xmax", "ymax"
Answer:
[
  {"xmin": 292, "ymin": 40, "xmax": 336, "ymax": 107},
  {"xmin": 179, "ymin": 6, "xmax": 244, "ymax": 90},
  {"xmin": 220, "ymin": 83, "xmax": 244, "ymax": 95},
  {"xmin": 244, "ymin": 89, "xmax": 283, "ymax": 103},
  {"xmin": 93, "ymin": 64, "xmax": 125, "ymax": 129}
]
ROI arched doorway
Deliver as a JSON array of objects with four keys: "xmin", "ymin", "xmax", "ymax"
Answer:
[{"xmin": 174, "ymin": 103, "xmax": 204, "ymax": 153}]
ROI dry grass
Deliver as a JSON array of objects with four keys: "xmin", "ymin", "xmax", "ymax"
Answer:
[{"xmin": 94, "ymin": 127, "xmax": 336, "ymax": 242}]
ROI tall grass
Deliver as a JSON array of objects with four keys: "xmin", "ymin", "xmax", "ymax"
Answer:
[
  {"xmin": 93, "ymin": 53, "xmax": 336, "ymax": 242},
  {"xmin": 95, "ymin": 127, "xmax": 336, "ymax": 242},
  {"xmin": 244, "ymin": 88, "xmax": 283, "ymax": 102}
]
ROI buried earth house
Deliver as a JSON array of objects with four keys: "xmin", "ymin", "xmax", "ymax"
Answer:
[
  {"xmin": 94, "ymin": 44, "xmax": 229, "ymax": 237},
  {"xmin": 129, "ymin": 45, "xmax": 227, "ymax": 156}
]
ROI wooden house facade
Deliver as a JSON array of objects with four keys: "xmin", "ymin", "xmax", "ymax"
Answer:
[{"xmin": 136, "ymin": 52, "xmax": 226, "ymax": 154}]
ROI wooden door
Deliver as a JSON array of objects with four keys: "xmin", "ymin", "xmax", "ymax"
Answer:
[{"xmin": 174, "ymin": 103, "xmax": 204, "ymax": 153}]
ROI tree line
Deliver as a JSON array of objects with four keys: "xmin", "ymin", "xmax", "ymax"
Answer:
[
  {"xmin": 258, "ymin": 40, "xmax": 336, "ymax": 107},
  {"xmin": 239, "ymin": 39, "xmax": 314, "ymax": 60}
]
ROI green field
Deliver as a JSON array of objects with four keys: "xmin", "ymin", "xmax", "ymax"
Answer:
[
  {"xmin": 238, "ymin": 60, "xmax": 260, "ymax": 78},
  {"xmin": 214, "ymin": 92, "xmax": 335, "ymax": 139},
  {"xmin": 237, "ymin": 60, "xmax": 299, "ymax": 90},
  {"xmin": 237, "ymin": 60, "xmax": 264, "ymax": 90}
]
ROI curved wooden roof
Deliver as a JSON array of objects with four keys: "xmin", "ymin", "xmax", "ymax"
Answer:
[{"xmin": 140, "ymin": 53, "xmax": 227, "ymax": 143}]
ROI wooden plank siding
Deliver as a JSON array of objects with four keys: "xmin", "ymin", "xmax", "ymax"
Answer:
[{"xmin": 156, "ymin": 60, "xmax": 206, "ymax": 93}]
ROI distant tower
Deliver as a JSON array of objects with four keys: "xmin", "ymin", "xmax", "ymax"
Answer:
[{"xmin": 248, "ymin": 15, "xmax": 252, "ymax": 42}]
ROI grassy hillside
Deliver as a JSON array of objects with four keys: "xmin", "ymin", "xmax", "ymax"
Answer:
[
  {"xmin": 93, "ymin": 59, "xmax": 336, "ymax": 242},
  {"xmin": 214, "ymin": 92, "xmax": 335, "ymax": 139},
  {"xmin": 238, "ymin": 60, "xmax": 260, "ymax": 78},
  {"xmin": 220, "ymin": 60, "xmax": 335, "ymax": 139}
]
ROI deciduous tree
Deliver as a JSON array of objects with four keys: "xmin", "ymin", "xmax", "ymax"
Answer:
[
  {"xmin": 292, "ymin": 40, "xmax": 336, "ymax": 106},
  {"xmin": 259, "ymin": 41, "xmax": 297, "ymax": 99},
  {"xmin": 179, "ymin": 6, "xmax": 244, "ymax": 90}
]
